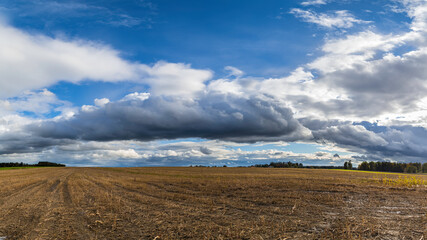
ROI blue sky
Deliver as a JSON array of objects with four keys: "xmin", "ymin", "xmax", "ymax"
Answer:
[{"xmin": 0, "ymin": 0, "xmax": 427, "ymax": 166}]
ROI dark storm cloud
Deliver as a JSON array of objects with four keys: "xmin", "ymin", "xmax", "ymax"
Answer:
[
  {"xmin": 0, "ymin": 133, "xmax": 75, "ymax": 154},
  {"xmin": 308, "ymin": 120, "xmax": 427, "ymax": 162},
  {"xmin": 299, "ymin": 117, "xmax": 349, "ymax": 131},
  {"xmin": 374, "ymin": 125, "xmax": 427, "ymax": 158},
  {"xmin": 315, "ymin": 152, "xmax": 326, "ymax": 157},
  {"xmin": 351, "ymin": 155, "xmax": 384, "ymax": 162},
  {"xmin": 280, "ymin": 49, "xmax": 427, "ymax": 121},
  {"xmin": 27, "ymin": 93, "xmax": 310, "ymax": 143},
  {"xmin": 312, "ymin": 124, "xmax": 387, "ymax": 148},
  {"xmin": 316, "ymin": 50, "xmax": 427, "ymax": 117},
  {"xmin": 199, "ymin": 147, "xmax": 213, "ymax": 155}
]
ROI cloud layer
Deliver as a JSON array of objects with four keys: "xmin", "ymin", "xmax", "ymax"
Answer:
[{"xmin": 28, "ymin": 92, "xmax": 310, "ymax": 143}]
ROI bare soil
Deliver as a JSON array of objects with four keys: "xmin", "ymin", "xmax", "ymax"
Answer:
[{"xmin": 0, "ymin": 167, "xmax": 425, "ymax": 239}]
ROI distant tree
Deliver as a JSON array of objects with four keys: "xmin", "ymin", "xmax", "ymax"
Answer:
[
  {"xmin": 369, "ymin": 161, "xmax": 376, "ymax": 171},
  {"xmin": 0, "ymin": 162, "xmax": 30, "ymax": 167},
  {"xmin": 343, "ymin": 161, "xmax": 353, "ymax": 170},
  {"xmin": 356, "ymin": 161, "xmax": 424, "ymax": 173},
  {"xmin": 423, "ymin": 163, "xmax": 427, "ymax": 173},
  {"xmin": 36, "ymin": 161, "xmax": 65, "ymax": 167},
  {"xmin": 411, "ymin": 162, "xmax": 422, "ymax": 172},
  {"xmin": 358, "ymin": 161, "xmax": 369, "ymax": 170},
  {"xmin": 251, "ymin": 161, "xmax": 303, "ymax": 168},
  {"xmin": 0, "ymin": 161, "xmax": 64, "ymax": 168},
  {"xmin": 405, "ymin": 165, "xmax": 417, "ymax": 173}
]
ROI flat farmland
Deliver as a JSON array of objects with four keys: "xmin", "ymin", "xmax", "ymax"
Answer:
[{"xmin": 0, "ymin": 167, "xmax": 426, "ymax": 240}]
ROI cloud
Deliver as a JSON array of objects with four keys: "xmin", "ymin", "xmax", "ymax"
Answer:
[
  {"xmin": 224, "ymin": 66, "xmax": 244, "ymax": 78},
  {"xmin": 0, "ymin": 138, "xmax": 355, "ymax": 167},
  {"xmin": 27, "ymin": 91, "xmax": 311, "ymax": 143},
  {"xmin": 321, "ymin": 31, "xmax": 400, "ymax": 56},
  {"xmin": 303, "ymin": 120, "xmax": 427, "ymax": 163},
  {"xmin": 265, "ymin": 1, "xmax": 427, "ymax": 123},
  {"xmin": 0, "ymin": 131, "xmax": 75, "ymax": 155},
  {"xmin": 0, "ymin": 20, "xmax": 216, "ymax": 99},
  {"xmin": 5, "ymin": 117, "xmax": 427, "ymax": 165},
  {"xmin": 120, "ymin": 92, "xmax": 150, "ymax": 102},
  {"xmin": 399, "ymin": 0, "xmax": 427, "ymax": 32},
  {"xmin": 92, "ymin": 149, "xmax": 142, "ymax": 160},
  {"xmin": 301, "ymin": 0, "xmax": 328, "ymax": 6},
  {"xmin": 199, "ymin": 146, "xmax": 213, "ymax": 155},
  {"xmin": 290, "ymin": 9, "xmax": 370, "ymax": 29},
  {"xmin": 139, "ymin": 61, "xmax": 213, "ymax": 97},
  {"xmin": 105, "ymin": 14, "xmax": 145, "ymax": 28},
  {"xmin": 312, "ymin": 124, "xmax": 388, "ymax": 148},
  {"xmin": 2, "ymin": 1, "xmax": 155, "ymax": 28},
  {"xmin": 0, "ymin": 22, "xmax": 138, "ymax": 98},
  {"xmin": 0, "ymin": 89, "xmax": 69, "ymax": 115},
  {"xmin": 305, "ymin": 48, "xmax": 427, "ymax": 121},
  {"xmin": 94, "ymin": 98, "xmax": 110, "ymax": 107}
]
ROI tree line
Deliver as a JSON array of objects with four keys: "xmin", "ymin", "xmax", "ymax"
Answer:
[
  {"xmin": 0, "ymin": 161, "xmax": 65, "ymax": 168},
  {"xmin": 252, "ymin": 161, "xmax": 304, "ymax": 168},
  {"xmin": 250, "ymin": 160, "xmax": 427, "ymax": 173},
  {"xmin": 358, "ymin": 161, "xmax": 427, "ymax": 173}
]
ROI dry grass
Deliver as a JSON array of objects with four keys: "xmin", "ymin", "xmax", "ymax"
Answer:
[{"xmin": 0, "ymin": 167, "xmax": 425, "ymax": 239}]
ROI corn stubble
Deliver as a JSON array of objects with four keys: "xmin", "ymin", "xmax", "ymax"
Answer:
[{"xmin": 0, "ymin": 167, "xmax": 425, "ymax": 239}]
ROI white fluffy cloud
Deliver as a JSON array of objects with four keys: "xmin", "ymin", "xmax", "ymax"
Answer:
[
  {"xmin": 94, "ymin": 98, "xmax": 110, "ymax": 107},
  {"xmin": 400, "ymin": 0, "xmax": 427, "ymax": 32},
  {"xmin": 290, "ymin": 9, "xmax": 369, "ymax": 29},
  {"xmin": 139, "ymin": 61, "xmax": 213, "ymax": 97},
  {"xmin": 0, "ymin": 22, "xmax": 139, "ymax": 98},
  {"xmin": 0, "ymin": 21, "xmax": 213, "ymax": 99},
  {"xmin": 224, "ymin": 66, "xmax": 244, "ymax": 78},
  {"xmin": 92, "ymin": 149, "xmax": 142, "ymax": 160},
  {"xmin": 301, "ymin": 0, "xmax": 328, "ymax": 6},
  {"xmin": 0, "ymin": 89, "xmax": 67, "ymax": 115},
  {"xmin": 121, "ymin": 92, "xmax": 150, "ymax": 102}
]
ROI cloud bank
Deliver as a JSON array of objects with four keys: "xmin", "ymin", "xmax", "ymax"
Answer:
[{"xmin": 28, "ymin": 92, "xmax": 310, "ymax": 143}]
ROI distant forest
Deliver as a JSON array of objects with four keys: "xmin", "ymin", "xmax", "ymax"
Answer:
[
  {"xmin": 252, "ymin": 161, "xmax": 303, "ymax": 168},
  {"xmin": 251, "ymin": 161, "xmax": 349, "ymax": 169},
  {"xmin": 251, "ymin": 161, "xmax": 427, "ymax": 173},
  {"xmin": 250, "ymin": 161, "xmax": 344, "ymax": 169},
  {"xmin": 358, "ymin": 161, "xmax": 427, "ymax": 173},
  {"xmin": 0, "ymin": 161, "xmax": 65, "ymax": 168}
]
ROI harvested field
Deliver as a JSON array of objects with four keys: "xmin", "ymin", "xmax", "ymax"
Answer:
[{"xmin": 0, "ymin": 167, "xmax": 425, "ymax": 239}]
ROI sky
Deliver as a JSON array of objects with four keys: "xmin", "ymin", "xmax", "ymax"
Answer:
[{"xmin": 0, "ymin": 0, "xmax": 426, "ymax": 167}]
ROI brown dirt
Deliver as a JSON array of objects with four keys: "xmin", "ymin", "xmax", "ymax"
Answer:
[{"xmin": 0, "ymin": 167, "xmax": 425, "ymax": 239}]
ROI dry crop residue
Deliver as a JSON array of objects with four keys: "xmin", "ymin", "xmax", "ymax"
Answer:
[{"xmin": 0, "ymin": 167, "xmax": 425, "ymax": 239}]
